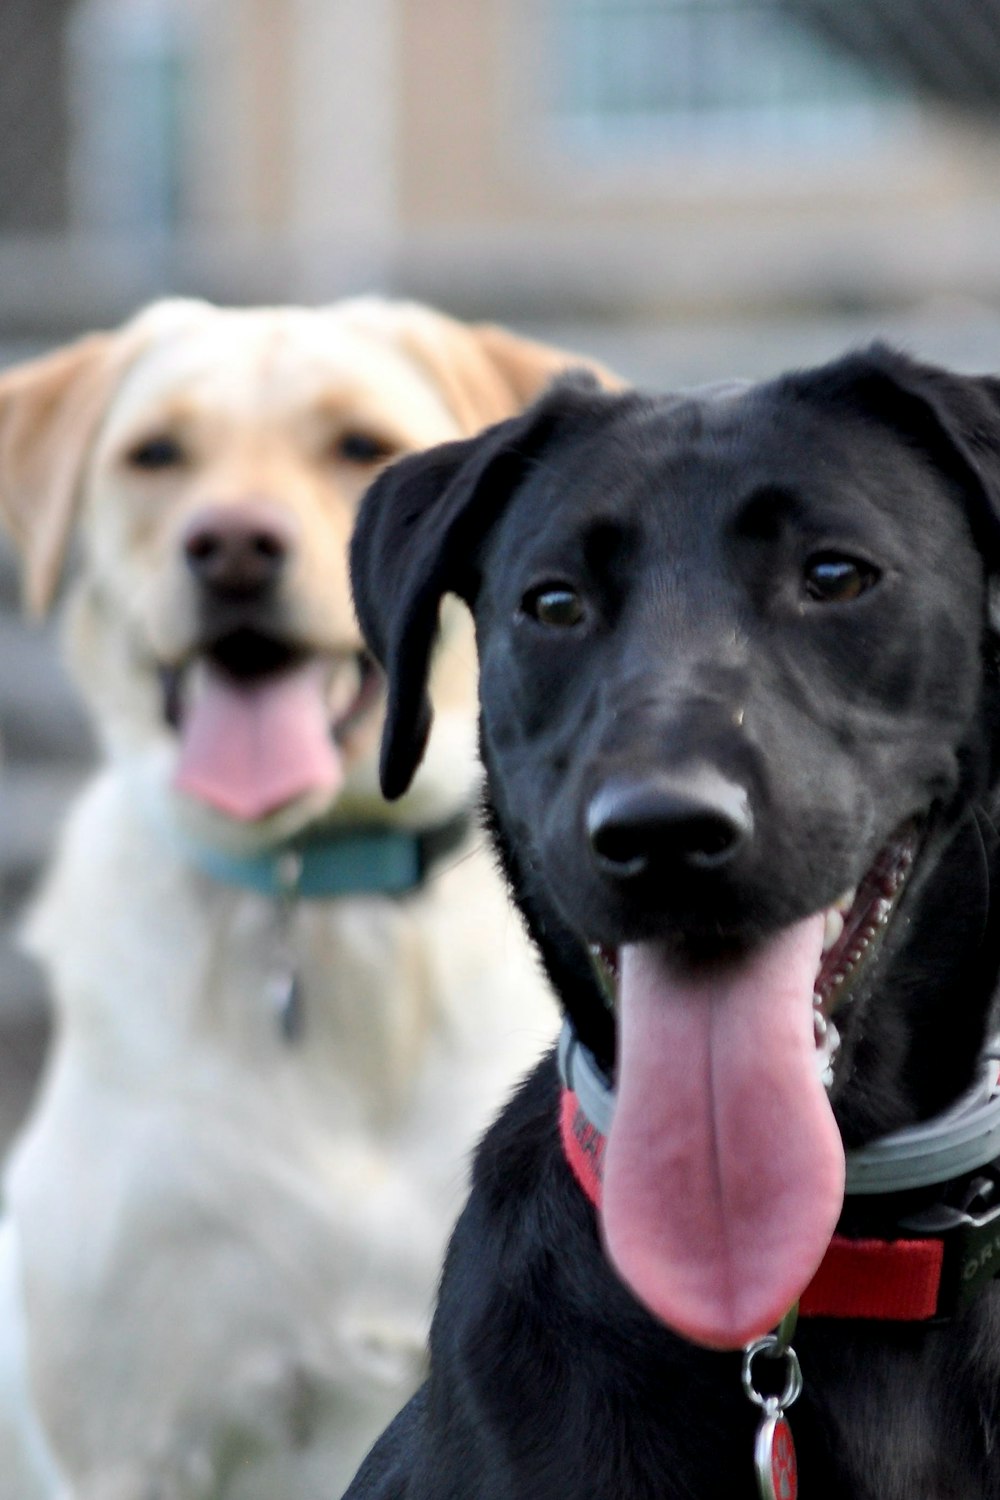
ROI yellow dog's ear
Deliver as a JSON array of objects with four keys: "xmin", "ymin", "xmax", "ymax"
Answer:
[
  {"xmin": 0, "ymin": 332, "xmax": 123, "ymax": 615},
  {"xmin": 406, "ymin": 307, "xmax": 625, "ymax": 433},
  {"xmin": 342, "ymin": 298, "xmax": 625, "ymax": 435},
  {"xmin": 466, "ymin": 321, "xmax": 626, "ymax": 422}
]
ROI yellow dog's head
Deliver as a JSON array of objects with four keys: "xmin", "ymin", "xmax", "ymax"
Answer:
[{"xmin": 0, "ymin": 297, "xmax": 618, "ymax": 846}]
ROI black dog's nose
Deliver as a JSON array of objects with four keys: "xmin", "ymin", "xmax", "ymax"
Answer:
[
  {"xmin": 183, "ymin": 504, "xmax": 293, "ymax": 596},
  {"xmin": 587, "ymin": 768, "xmax": 752, "ymax": 878}
]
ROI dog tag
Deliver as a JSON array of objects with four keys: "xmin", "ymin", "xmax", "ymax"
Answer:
[
  {"xmin": 267, "ymin": 967, "xmax": 304, "ymax": 1043},
  {"xmin": 754, "ymin": 1403, "xmax": 798, "ymax": 1500},
  {"xmin": 269, "ymin": 865, "xmax": 304, "ymax": 1043},
  {"xmin": 743, "ymin": 1327, "xmax": 801, "ymax": 1500}
]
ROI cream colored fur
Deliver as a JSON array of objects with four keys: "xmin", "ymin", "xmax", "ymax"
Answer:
[{"xmin": 0, "ymin": 299, "xmax": 617, "ymax": 1499}]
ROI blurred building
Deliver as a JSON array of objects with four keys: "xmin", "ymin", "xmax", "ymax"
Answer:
[{"xmin": 4, "ymin": 0, "xmax": 1000, "ymax": 335}]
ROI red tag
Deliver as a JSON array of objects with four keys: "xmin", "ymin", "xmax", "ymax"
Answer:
[{"xmin": 754, "ymin": 1410, "xmax": 798, "ymax": 1500}]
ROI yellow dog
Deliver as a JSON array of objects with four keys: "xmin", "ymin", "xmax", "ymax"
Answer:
[{"xmin": 0, "ymin": 297, "xmax": 616, "ymax": 1499}]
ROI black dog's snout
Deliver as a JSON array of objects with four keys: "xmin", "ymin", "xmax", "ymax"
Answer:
[
  {"xmin": 587, "ymin": 768, "xmax": 753, "ymax": 879},
  {"xmin": 183, "ymin": 504, "xmax": 293, "ymax": 597}
]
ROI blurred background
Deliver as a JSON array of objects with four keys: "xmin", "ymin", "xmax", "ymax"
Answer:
[{"xmin": 4, "ymin": 0, "xmax": 1000, "ymax": 1143}]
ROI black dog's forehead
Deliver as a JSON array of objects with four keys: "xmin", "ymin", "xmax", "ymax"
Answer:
[{"xmin": 491, "ymin": 381, "xmax": 938, "ymax": 568}]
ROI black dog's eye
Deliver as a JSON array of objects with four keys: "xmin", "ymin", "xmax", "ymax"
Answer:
[
  {"xmin": 126, "ymin": 435, "xmax": 185, "ymax": 471},
  {"xmin": 336, "ymin": 431, "xmax": 397, "ymax": 465},
  {"xmin": 521, "ymin": 584, "xmax": 586, "ymax": 629},
  {"xmin": 803, "ymin": 553, "xmax": 880, "ymax": 604}
]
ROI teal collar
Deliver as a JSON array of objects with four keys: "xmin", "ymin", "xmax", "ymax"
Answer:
[{"xmin": 183, "ymin": 814, "xmax": 470, "ymax": 900}]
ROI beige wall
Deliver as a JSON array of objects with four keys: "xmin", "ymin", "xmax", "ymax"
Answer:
[
  {"xmin": 182, "ymin": 0, "xmax": 295, "ymax": 232},
  {"xmin": 397, "ymin": 0, "xmax": 511, "ymax": 227},
  {"xmin": 5, "ymin": 0, "xmax": 1000, "ymax": 329},
  {"xmin": 384, "ymin": 0, "xmax": 1000, "ymax": 316}
]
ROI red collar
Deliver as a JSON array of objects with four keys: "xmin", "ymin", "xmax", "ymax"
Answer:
[{"xmin": 560, "ymin": 1088, "xmax": 952, "ymax": 1322}]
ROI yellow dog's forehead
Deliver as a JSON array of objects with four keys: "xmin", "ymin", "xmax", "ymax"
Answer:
[{"xmin": 97, "ymin": 302, "xmax": 461, "ymax": 454}]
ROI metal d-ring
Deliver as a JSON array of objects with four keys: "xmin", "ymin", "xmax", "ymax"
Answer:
[{"xmin": 741, "ymin": 1334, "xmax": 804, "ymax": 1413}]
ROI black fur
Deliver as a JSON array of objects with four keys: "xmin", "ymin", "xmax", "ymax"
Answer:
[{"xmin": 347, "ymin": 347, "xmax": 1000, "ymax": 1497}]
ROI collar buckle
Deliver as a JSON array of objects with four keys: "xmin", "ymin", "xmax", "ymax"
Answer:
[{"xmin": 899, "ymin": 1170, "xmax": 1000, "ymax": 1315}]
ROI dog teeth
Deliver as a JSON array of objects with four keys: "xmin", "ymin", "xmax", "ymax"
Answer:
[
  {"xmin": 833, "ymin": 888, "xmax": 856, "ymax": 915},
  {"xmin": 822, "ymin": 907, "xmax": 845, "ymax": 954},
  {"xmin": 816, "ymin": 1016, "xmax": 840, "ymax": 1090},
  {"xmin": 812, "ymin": 1000, "xmax": 840, "ymax": 1089}
]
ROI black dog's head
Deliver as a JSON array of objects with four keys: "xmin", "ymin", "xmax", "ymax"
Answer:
[{"xmin": 351, "ymin": 347, "xmax": 1000, "ymax": 1349}]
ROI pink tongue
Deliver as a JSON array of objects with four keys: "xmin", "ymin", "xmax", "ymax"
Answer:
[
  {"xmin": 601, "ymin": 917, "xmax": 845, "ymax": 1350},
  {"xmin": 173, "ymin": 659, "xmax": 343, "ymax": 821}
]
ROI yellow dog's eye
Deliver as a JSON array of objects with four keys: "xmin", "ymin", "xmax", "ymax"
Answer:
[
  {"xmin": 336, "ymin": 431, "xmax": 397, "ymax": 465},
  {"xmin": 521, "ymin": 584, "xmax": 586, "ymax": 629},
  {"xmin": 126, "ymin": 435, "xmax": 185, "ymax": 471}
]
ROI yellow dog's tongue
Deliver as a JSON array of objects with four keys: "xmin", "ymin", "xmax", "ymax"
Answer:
[
  {"xmin": 173, "ymin": 659, "xmax": 343, "ymax": 821},
  {"xmin": 601, "ymin": 918, "xmax": 845, "ymax": 1349}
]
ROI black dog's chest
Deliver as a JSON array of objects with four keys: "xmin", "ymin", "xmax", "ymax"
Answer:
[
  {"xmin": 796, "ymin": 1309, "xmax": 1000, "ymax": 1500},
  {"xmin": 436, "ymin": 1098, "xmax": 1000, "ymax": 1500}
]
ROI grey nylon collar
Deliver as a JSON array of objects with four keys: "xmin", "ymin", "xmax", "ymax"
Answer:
[{"xmin": 557, "ymin": 1020, "xmax": 1000, "ymax": 1196}]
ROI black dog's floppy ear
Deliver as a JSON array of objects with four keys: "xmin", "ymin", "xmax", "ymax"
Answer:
[
  {"xmin": 783, "ymin": 344, "xmax": 1000, "ymax": 558},
  {"xmin": 351, "ymin": 371, "xmax": 613, "ymax": 800}
]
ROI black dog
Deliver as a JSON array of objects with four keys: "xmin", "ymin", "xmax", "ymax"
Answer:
[{"xmin": 346, "ymin": 349, "xmax": 1000, "ymax": 1498}]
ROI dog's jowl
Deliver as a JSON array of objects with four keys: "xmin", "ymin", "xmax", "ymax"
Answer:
[{"xmin": 347, "ymin": 348, "xmax": 1000, "ymax": 1499}]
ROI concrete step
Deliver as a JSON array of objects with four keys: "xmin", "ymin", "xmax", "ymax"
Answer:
[
  {"xmin": 0, "ymin": 608, "xmax": 95, "ymax": 768},
  {"xmin": 0, "ymin": 540, "xmax": 18, "ymax": 611},
  {"xmin": 0, "ymin": 1002, "xmax": 50, "ymax": 1155},
  {"xmin": 1, "ymin": 763, "xmax": 82, "ymax": 1047},
  {"xmin": 0, "ymin": 926, "xmax": 49, "ymax": 1021},
  {"xmin": 3, "ymin": 763, "xmax": 86, "ymax": 888}
]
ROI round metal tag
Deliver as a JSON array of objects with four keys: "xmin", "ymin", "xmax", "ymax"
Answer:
[{"xmin": 754, "ymin": 1410, "xmax": 798, "ymax": 1500}]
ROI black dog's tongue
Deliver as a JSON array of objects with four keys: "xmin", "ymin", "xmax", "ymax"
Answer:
[{"xmin": 601, "ymin": 917, "xmax": 845, "ymax": 1349}]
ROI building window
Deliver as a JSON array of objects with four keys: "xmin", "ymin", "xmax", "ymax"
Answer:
[
  {"xmin": 67, "ymin": 0, "xmax": 187, "ymax": 234},
  {"xmin": 549, "ymin": 0, "xmax": 911, "ymax": 153}
]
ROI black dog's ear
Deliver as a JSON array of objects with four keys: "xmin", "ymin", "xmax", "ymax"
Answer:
[
  {"xmin": 351, "ymin": 371, "xmax": 615, "ymax": 799},
  {"xmin": 783, "ymin": 343, "xmax": 1000, "ymax": 555}
]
